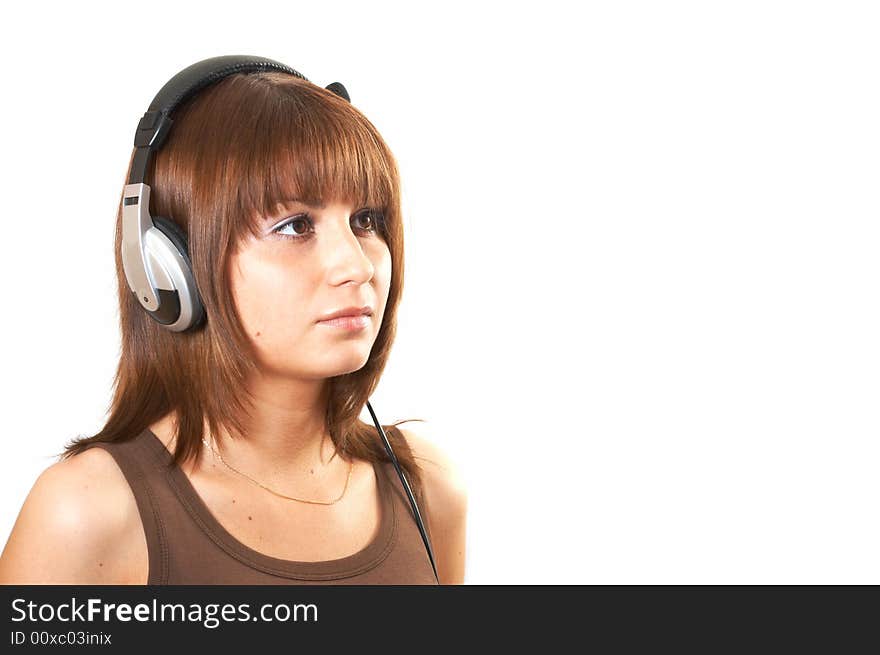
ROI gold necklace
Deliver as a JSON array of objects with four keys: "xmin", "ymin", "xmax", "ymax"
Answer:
[{"xmin": 201, "ymin": 435, "xmax": 354, "ymax": 506}]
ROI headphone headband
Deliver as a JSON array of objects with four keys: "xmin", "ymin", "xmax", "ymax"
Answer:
[{"xmin": 128, "ymin": 55, "xmax": 335, "ymax": 185}]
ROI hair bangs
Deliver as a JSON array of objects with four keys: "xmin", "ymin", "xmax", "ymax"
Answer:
[{"xmin": 236, "ymin": 83, "xmax": 397, "ymax": 242}]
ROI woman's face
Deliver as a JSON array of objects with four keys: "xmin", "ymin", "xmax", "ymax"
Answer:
[{"xmin": 228, "ymin": 198, "xmax": 392, "ymax": 380}]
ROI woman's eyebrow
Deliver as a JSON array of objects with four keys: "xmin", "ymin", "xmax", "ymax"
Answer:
[
  {"xmin": 289, "ymin": 198, "xmax": 325, "ymax": 209},
  {"xmin": 262, "ymin": 198, "xmax": 326, "ymax": 222}
]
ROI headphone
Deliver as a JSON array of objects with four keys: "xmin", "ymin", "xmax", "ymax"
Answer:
[{"xmin": 120, "ymin": 55, "xmax": 438, "ymax": 583}]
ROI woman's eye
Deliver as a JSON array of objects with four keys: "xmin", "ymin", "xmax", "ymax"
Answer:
[
  {"xmin": 355, "ymin": 210, "xmax": 380, "ymax": 231},
  {"xmin": 277, "ymin": 217, "xmax": 311, "ymax": 236},
  {"xmin": 272, "ymin": 215, "xmax": 312, "ymax": 239}
]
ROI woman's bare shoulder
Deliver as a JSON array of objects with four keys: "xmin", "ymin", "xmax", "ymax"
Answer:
[
  {"xmin": 395, "ymin": 423, "xmax": 467, "ymax": 503},
  {"xmin": 394, "ymin": 422, "xmax": 468, "ymax": 584},
  {"xmin": 0, "ymin": 446, "xmax": 143, "ymax": 584}
]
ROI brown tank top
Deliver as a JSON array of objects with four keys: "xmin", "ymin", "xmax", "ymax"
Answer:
[{"xmin": 84, "ymin": 427, "xmax": 438, "ymax": 584}]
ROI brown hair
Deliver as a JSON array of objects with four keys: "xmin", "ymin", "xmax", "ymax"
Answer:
[{"xmin": 59, "ymin": 71, "xmax": 424, "ymax": 490}]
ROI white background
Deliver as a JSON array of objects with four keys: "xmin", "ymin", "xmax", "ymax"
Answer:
[{"xmin": 1, "ymin": 1, "xmax": 877, "ymax": 584}]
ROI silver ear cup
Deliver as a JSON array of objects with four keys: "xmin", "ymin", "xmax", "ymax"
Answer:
[
  {"xmin": 148, "ymin": 217, "xmax": 206, "ymax": 332},
  {"xmin": 121, "ymin": 183, "xmax": 206, "ymax": 332}
]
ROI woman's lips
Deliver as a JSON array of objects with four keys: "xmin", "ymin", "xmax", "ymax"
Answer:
[{"xmin": 316, "ymin": 314, "xmax": 370, "ymax": 330}]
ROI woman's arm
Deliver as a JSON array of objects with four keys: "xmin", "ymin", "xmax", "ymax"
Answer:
[
  {"xmin": 0, "ymin": 448, "xmax": 142, "ymax": 584},
  {"xmin": 397, "ymin": 425, "xmax": 468, "ymax": 584}
]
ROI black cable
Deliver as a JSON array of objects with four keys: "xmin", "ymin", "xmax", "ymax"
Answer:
[{"xmin": 365, "ymin": 401, "xmax": 439, "ymax": 584}]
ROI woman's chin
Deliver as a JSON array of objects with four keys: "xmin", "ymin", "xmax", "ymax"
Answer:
[{"xmin": 301, "ymin": 351, "xmax": 372, "ymax": 379}]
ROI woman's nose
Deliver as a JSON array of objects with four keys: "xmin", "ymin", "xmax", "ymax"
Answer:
[{"xmin": 324, "ymin": 224, "xmax": 374, "ymax": 285}]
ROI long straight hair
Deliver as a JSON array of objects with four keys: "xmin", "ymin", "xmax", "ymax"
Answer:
[{"xmin": 59, "ymin": 71, "xmax": 423, "ymax": 490}]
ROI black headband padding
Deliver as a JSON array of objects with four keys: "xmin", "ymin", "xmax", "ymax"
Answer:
[
  {"xmin": 325, "ymin": 81, "xmax": 350, "ymax": 102},
  {"xmin": 132, "ymin": 55, "xmax": 308, "ymax": 152},
  {"xmin": 129, "ymin": 55, "xmax": 310, "ymax": 183},
  {"xmin": 127, "ymin": 55, "xmax": 349, "ymax": 185},
  {"xmin": 147, "ymin": 55, "xmax": 308, "ymax": 117}
]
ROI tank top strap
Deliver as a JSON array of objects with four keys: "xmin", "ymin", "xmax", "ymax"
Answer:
[{"xmin": 82, "ymin": 431, "xmax": 171, "ymax": 584}]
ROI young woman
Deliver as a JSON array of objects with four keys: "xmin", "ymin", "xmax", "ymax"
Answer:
[{"xmin": 0, "ymin": 57, "xmax": 467, "ymax": 585}]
